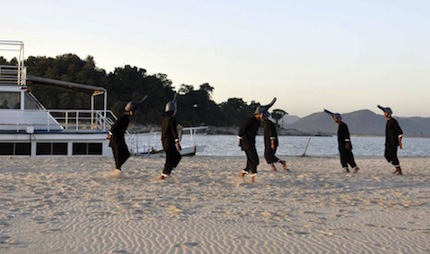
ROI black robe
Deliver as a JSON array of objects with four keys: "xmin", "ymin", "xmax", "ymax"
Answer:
[
  {"xmin": 385, "ymin": 117, "xmax": 403, "ymax": 165},
  {"xmin": 337, "ymin": 121, "xmax": 357, "ymax": 168},
  {"xmin": 161, "ymin": 114, "xmax": 179, "ymax": 150},
  {"xmin": 385, "ymin": 118, "xmax": 403, "ymax": 148},
  {"xmin": 161, "ymin": 114, "xmax": 181, "ymax": 175},
  {"xmin": 337, "ymin": 121, "xmax": 352, "ymax": 151},
  {"xmin": 109, "ymin": 114, "xmax": 130, "ymax": 169},
  {"xmin": 238, "ymin": 116, "xmax": 260, "ymax": 174},
  {"xmin": 238, "ymin": 116, "xmax": 260, "ymax": 151},
  {"xmin": 264, "ymin": 119, "xmax": 280, "ymax": 164},
  {"xmin": 264, "ymin": 119, "xmax": 279, "ymax": 148}
]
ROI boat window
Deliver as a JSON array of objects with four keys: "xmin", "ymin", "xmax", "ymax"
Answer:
[
  {"xmin": 15, "ymin": 143, "xmax": 31, "ymax": 155},
  {"xmin": 0, "ymin": 143, "xmax": 13, "ymax": 155},
  {"xmin": 0, "ymin": 92, "xmax": 20, "ymax": 109},
  {"xmin": 24, "ymin": 92, "xmax": 43, "ymax": 110},
  {"xmin": 36, "ymin": 142, "xmax": 68, "ymax": 155},
  {"xmin": 0, "ymin": 142, "xmax": 31, "ymax": 155},
  {"xmin": 73, "ymin": 142, "xmax": 103, "ymax": 155},
  {"xmin": 88, "ymin": 143, "xmax": 103, "ymax": 155}
]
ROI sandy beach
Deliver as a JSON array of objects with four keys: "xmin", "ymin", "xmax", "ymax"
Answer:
[{"xmin": 1, "ymin": 155, "xmax": 429, "ymax": 253}]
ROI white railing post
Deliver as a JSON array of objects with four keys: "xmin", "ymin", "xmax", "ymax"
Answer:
[
  {"xmin": 76, "ymin": 111, "xmax": 79, "ymax": 131},
  {"xmin": 65, "ymin": 111, "xmax": 69, "ymax": 129},
  {"xmin": 91, "ymin": 96, "xmax": 95, "ymax": 129},
  {"xmin": 46, "ymin": 110, "xmax": 50, "ymax": 132},
  {"xmin": 16, "ymin": 114, "xmax": 19, "ymax": 132}
]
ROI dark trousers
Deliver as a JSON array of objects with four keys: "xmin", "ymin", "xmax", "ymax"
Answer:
[
  {"xmin": 163, "ymin": 145, "xmax": 181, "ymax": 175},
  {"xmin": 339, "ymin": 149, "xmax": 357, "ymax": 168},
  {"xmin": 112, "ymin": 147, "xmax": 130, "ymax": 170},
  {"xmin": 264, "ymin": 146, "xmax": 279, "ymax": 164},
  {"xmin": 385, "ymin": 146, "xmax": 400, "ymax": 166},
  {"xmin": 244, "ymin": 147, "xmax": 259, "ymax": 174}
]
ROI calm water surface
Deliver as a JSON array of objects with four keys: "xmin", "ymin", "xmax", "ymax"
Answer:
[{"xmin": 192, "ymin": 135, "xmax": 430, "ymax": 157}]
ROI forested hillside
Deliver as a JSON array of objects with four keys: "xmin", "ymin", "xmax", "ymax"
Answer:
[{"xmin": 2, "ymin": 54, "xmax": 284, "ymax": 127}]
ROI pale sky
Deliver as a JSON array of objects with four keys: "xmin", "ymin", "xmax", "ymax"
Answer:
[{"xmin": 2, "ymin": 0, "xmax": 429, "ymax": 117}]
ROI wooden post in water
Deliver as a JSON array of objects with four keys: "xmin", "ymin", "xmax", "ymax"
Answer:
[{"xmin": 301, "ymin": 137, "xmax": 311, "ymax": 157}]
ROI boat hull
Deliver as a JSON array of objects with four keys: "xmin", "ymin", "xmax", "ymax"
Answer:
[{"xmin": 0, "ymin": 132, "xmax": 112, "ymax": 156}]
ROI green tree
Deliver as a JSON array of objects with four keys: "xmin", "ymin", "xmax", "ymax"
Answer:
[
  {"xmin": 106, "ymin": 65, "xmax": 175, "ymax": 125},
  {"xmin": 176, "ymin": 83, "xmax": 221, "ymax": 126},
  {"xmin": 219, "ymin": 98, "xmax": 257, "ymax": 126},
  {"xmin": 25, "ymin": 54, "xmax": 107, "ymax": 110},
  {"xmin": 0, "ymin": 56, "xmax": 9, "ymax": 65}
]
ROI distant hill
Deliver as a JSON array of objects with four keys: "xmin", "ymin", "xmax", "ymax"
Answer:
[
  {"xmin": 281, "ymin": 115, "xmax": 300, "ymax": 125},
  {"xmin": 284, "ymin": 110, "xmax": 430, "ymax": 137}
]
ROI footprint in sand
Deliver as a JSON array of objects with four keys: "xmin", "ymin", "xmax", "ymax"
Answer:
[
  {"xmin": 0, "ymin": 235, "xmax": 15, "ymax": 244},
  {"xmin": 105, "ymin": 170, "xmax": 123, "ymax": 179}
]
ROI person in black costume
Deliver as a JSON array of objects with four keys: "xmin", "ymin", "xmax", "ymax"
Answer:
[
  {"xmin": 160, "ymin": 94, "xmax": 182, "ymax": 179},
  {"xmin": 238, "ymin": 98, "xmax": 276, "ymax": 182},
  {"xmin": 263, "ymin": 112, "xmax": 288, "ymax": 171},
  {"xmin": 324, "ymin": 109, "xmax": 359, "ymax": 173},
  {"xmin": 108, "ymin": 96, "xmax": 148, "ymax": 172},
  {"xmin": 377, "ymin": 105, "xmax": 404, "ymax": 175}
]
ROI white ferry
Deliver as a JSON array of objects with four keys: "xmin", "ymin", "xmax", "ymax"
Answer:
[
  {"xmin": 0, "ymin": 40, "xmax": 205, "ymax": 157},
  {"xmin": 0, "ymin": 40, "xmax": 115, "ymax": 156}
]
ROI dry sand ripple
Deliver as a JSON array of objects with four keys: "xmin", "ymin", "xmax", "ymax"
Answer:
[{"xmin": 0, "ymin": 156, "xmax": 429, "ymax": 253}]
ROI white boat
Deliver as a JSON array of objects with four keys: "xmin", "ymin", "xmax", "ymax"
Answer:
[
  {"xmin": 0, "ymin": 40, "xmax": 114, "ymax": 156},
  {"xmin": 126, "ymin": 126, "xmax": 207, "ymax": 157},
  {"xmin": 0, "ymin": 40, "xmax": 206, "ymax": 157}
]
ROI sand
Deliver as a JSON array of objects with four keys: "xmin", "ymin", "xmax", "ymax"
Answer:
[{"xmin": 0, "ymin": 156, "xmax": 429, "ymax": 254}]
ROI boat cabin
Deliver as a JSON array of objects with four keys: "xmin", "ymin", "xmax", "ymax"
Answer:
[{"xmin": 0, "ymin": 40, "xmax": 114, "ymax": 156}]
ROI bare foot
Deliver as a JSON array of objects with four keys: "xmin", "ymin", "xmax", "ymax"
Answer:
[{"xmin": 280, "ymin": 160, "xmax": 287, "ymax": 170}]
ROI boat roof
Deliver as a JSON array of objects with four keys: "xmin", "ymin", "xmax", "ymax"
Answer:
[
  {"xmin": 1, "ymin": 40, "xmax": 106, "ymax": 95},
  {"xmin": 27, "ymin": 75, "xmax": 106, "ymax": 96}
]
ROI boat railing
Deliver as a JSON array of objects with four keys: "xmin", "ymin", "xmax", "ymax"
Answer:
[
  {"xmin": 0, "ymin": 40, "xmax": 26, "ymax": 86},
  {"xmin": 48, "ymin": 109, "xmax": 117, "ymax": 132},
  {"xmin": 126, "ymin": 131, "xmax": 160, "ymax": 155},
  {"xmin": 181, "ymin": 126, "xmax": 208, "ymax": 143},
  {"xmin": 126, "ymin": 126, "xmax": 208, "ymax": 155},
  {"xmin": 0, "ymin": 109, "xmax": 117, "ymax": 133},
  {"xmin": 0, "ymin": 65, "xmax": 26, "ymax": 86}
]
